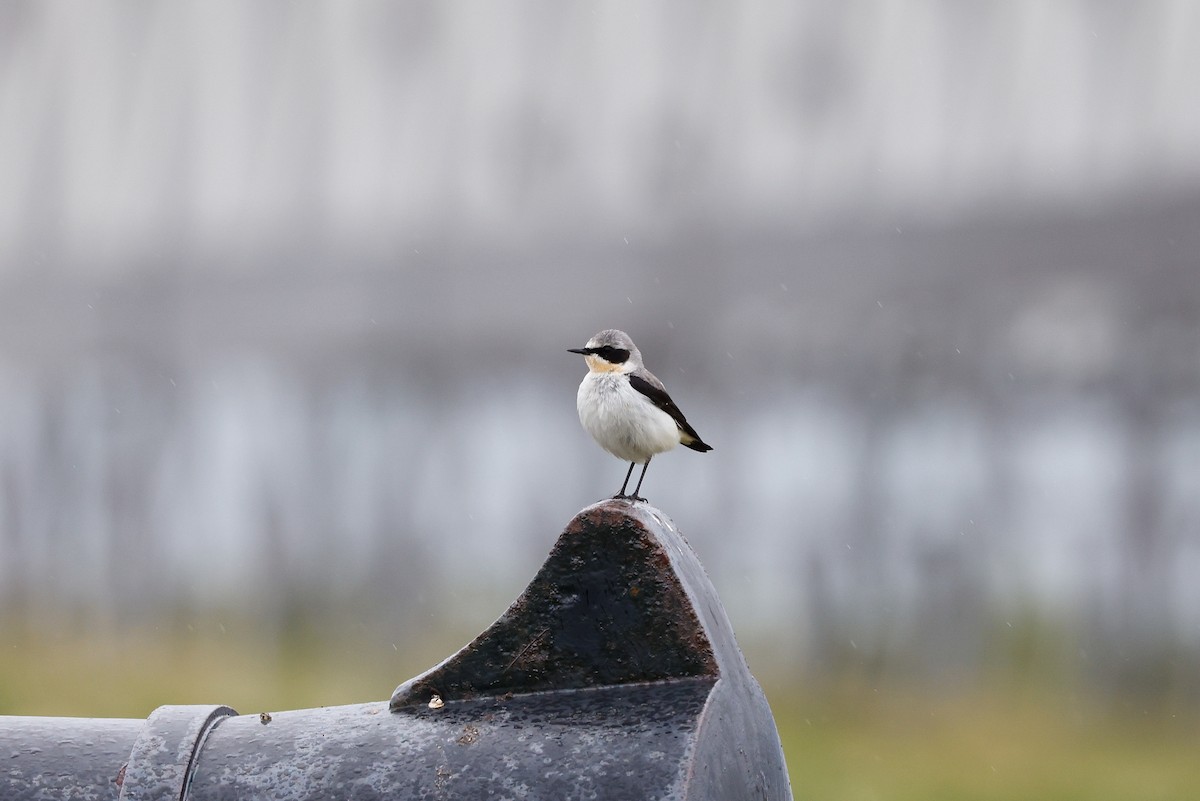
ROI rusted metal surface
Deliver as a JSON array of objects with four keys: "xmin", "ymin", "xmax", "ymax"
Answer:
[
  {"xmin": 390, "ymin": 500, "xmax": 721, "ymax": 708},
  {"xmin": 0, "ymin": 500, "xmax": 792, "ymax": 800}
]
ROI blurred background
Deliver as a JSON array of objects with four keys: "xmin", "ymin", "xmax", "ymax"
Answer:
[{"xmin": 3, "ymin": 1, "xmax": 1200, "ymax": 797}]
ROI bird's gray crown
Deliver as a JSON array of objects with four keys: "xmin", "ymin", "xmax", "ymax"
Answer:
[{"xmin": 587, "ymin": 329, "xmax": 634, "ymax": 350}]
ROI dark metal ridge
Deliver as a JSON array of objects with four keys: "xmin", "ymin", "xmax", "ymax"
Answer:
[{"xmin": 390, "ymin": 499, "xmax": 741, "ymax": 710}]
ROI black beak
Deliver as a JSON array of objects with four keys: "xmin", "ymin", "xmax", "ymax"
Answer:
[{"xmin": 567, "ymin": 347, "xmax": 590, "ymax": 355}]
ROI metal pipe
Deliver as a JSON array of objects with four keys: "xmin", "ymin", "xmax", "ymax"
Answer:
[{"xmin": 2, "ymin": 501, "xmax": 793, "ymax": 800}]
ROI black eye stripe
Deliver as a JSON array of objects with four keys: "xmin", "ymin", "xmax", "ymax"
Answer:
[{"xmin": 591, "ymin": 346, "xmax": 631, "ymax": 363}]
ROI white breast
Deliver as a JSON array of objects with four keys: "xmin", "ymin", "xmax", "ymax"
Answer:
[{"xmin": 576, "ymin": 373, "xmax": 681, "ymax": 463}]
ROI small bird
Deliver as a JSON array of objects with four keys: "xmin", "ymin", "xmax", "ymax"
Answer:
[{"xmin": 569, "ymin": 329, "xmax": 712, "ymax": 501}]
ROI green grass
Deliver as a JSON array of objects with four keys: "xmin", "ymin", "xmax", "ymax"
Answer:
[
  {"xmin": 3, "ymin": 622, "xmax": 1199, "ymax": 800},
  {"xmin": 0, "ymin": 617, "xmax": 455, "ymax": 718},
  {"xmin": 771, "ymin": 679, "xmax": 1200, "ymax": 801}
]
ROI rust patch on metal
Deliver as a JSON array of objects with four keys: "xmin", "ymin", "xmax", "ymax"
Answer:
[{"xmin": 391, "ymin": 500, "xmax": 719, "ymax": 710}]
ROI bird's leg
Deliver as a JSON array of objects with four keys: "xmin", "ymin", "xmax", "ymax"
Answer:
[
  {"xmin": 629, "ymin": 456, "xmax": 651, "ymax": 502},
  {"xmin": 614, "ymin": 461, "xmax": 636, "ymax": 498}
]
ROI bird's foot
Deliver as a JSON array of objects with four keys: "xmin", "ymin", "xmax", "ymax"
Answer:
[{"xmin": 611, "ymin": 493, "xmax": 647, "ymax": 504}]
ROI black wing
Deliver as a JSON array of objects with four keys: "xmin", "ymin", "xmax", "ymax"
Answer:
[{"xmin": 628, "ymin": 374, "xmax": 713, "ymax": 452}]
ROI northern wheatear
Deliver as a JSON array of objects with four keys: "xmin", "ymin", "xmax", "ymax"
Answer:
[{"xmin": 569, "ymin": 329, "xmax": 712, "ymax": 501}]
